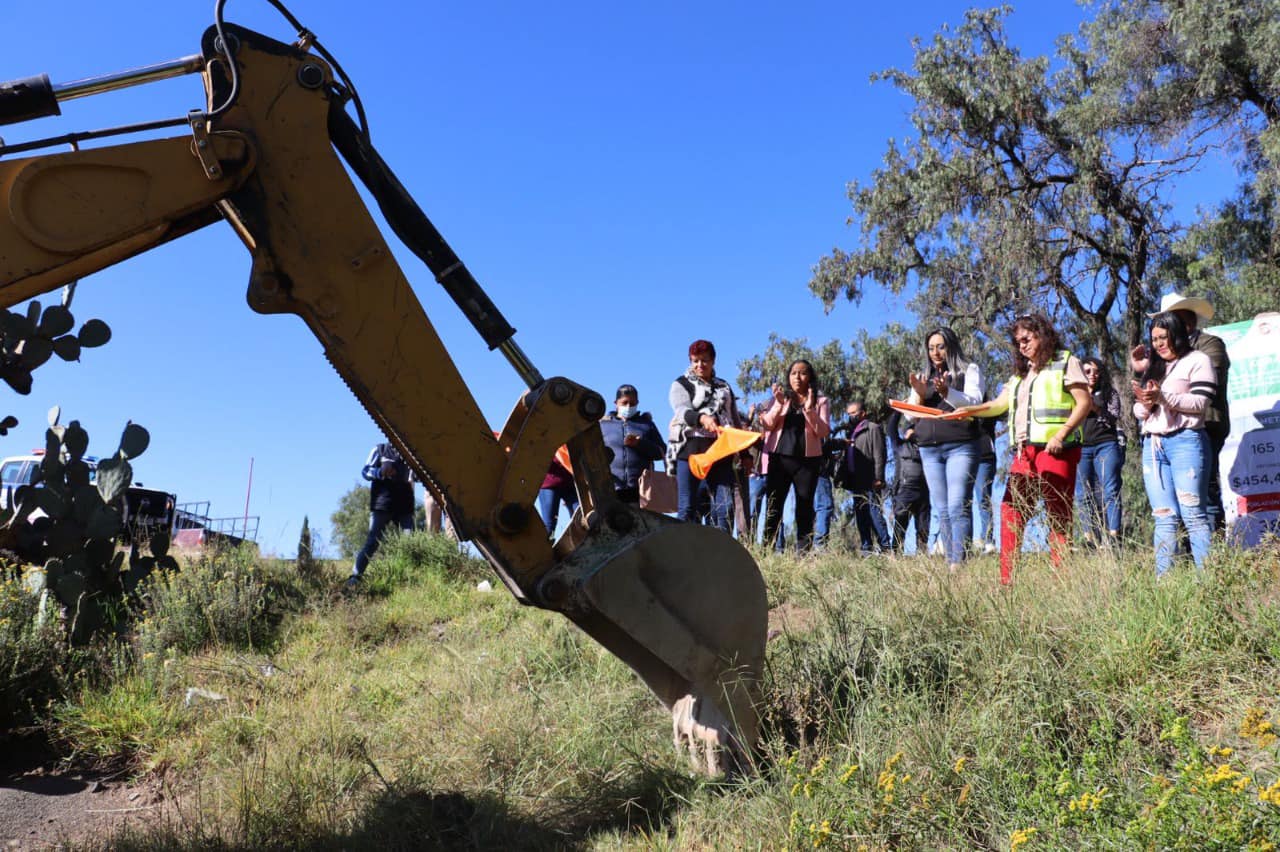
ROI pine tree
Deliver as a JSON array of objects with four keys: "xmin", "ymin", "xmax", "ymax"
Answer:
[{"xmin": 297, "ymin": 515, "xmax": 317, "ymax": 578}]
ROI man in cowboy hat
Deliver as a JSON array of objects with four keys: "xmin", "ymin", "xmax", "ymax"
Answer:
[{"xmin": 1132, "ymin": 291, "xmax": 1232, "ymax": 531}]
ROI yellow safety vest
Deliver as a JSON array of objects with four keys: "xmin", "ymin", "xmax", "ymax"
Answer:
[{"xmin": 1007, "ymin": 351, "xmax": 1082, "ymax": 447}]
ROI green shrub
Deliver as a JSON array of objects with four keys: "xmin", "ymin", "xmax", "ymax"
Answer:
[
  {"xmin": 0, "ymin": 574, "xmax": 72, "ymax": 729},
  {"xmin": 50, "ymin": 670, "xmax": 185, "ymax": 763},
  {"xmin": 360, "ymin": 530, "xmax": 489, "ymax": 596},
  {"xmin": 137, "ymin": 546, "xmax": 304, "ymax": 656}
]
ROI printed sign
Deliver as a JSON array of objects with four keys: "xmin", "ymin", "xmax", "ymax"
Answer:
[{"xmin": 1209, "ymin": 313, "xmax": 1280, "ymax": 547}]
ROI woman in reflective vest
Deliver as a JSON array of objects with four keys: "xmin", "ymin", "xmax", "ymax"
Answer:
[{"xmin": 951, "ymin": 313, "xmax": 1092, "ymax": 584}]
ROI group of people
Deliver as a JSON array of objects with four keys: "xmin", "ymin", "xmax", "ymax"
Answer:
[
  {"xmin": 646, "ymin": 290, "xmax": 1230, "ymax": 582},
  {"xmin": 347, "ymin": 292, "xmax": 1232, "ymax": 586}
]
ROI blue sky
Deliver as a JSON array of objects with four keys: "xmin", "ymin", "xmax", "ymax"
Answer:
[{"xmin": 0, "ymin": 0, "xmax": 1167, "ymax": 556}]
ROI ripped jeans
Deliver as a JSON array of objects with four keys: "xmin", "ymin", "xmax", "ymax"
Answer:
[{"xmin": 1141, "ymin": 429, "xmax": 1211, "ymax": 576}]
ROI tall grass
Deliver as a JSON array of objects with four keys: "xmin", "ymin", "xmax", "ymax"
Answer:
[
  {"xmin": 8, "ymin": 529, "xmax": 1277, "ymax": 849},
  {"xmin": 1, "ymin": 575, "xmax": 73, "ymax": 730}
]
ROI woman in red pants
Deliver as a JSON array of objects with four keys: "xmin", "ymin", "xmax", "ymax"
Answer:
[{"xmin": 951, "ymin": 314, "xmax": 1092, "ymax": 584}]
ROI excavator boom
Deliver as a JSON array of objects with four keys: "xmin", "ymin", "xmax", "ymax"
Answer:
[{"xmin": 0, "ymin": 17, "xmax": 766, "ymax": 772}]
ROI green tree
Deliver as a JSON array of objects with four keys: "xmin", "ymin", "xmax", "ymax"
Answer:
[
  {"xmin": 810, "ymin": 6, "xmax": 1217, "ymax": 383},
  {"xmin": 1080, "ymin": 0, "xmax": 1280, "ymax": 324},
  {"xmin": 296, "ymin": 515, "xmax": 318, "ymax": 577},
  {"xmin": 329, "ymin": 483, "xmax": 370, "ymax": 560},
  {"xmin": 1165, "ymin": 185, "xmax": 1280, "ymax": 323}
]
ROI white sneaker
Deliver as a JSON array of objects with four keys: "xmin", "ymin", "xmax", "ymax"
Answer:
[{"xmin": 984, "ymin": 542, "xmax": 996, "ymax": 554}]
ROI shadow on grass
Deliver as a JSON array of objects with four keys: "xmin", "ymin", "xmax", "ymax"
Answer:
[{"xmin": 105, "ymin": 762, "xmax": 697, "ymax": 851}]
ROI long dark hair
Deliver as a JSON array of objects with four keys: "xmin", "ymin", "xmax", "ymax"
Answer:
[
  {"xmin": 1010, "ymin": 313, "xmax": 1062, "ymax": 378},
  {"xmin": 1080, "ymin": 356, "xmax": 1113, "ymax": 393},
  {"xmin": 786, "ymin": 359, "xmax": 820, "ymax": 399},
  {"xmin": 921, "ymin": 327, "xmax": 970, "ymax": 382},
  {"xmin": 1149, "ymin": 311, "xmax": 1192, "ymax": 358},
  {"xmin": 1140, "ymin": 312, "xmax": 1192, "ymax": 385}
]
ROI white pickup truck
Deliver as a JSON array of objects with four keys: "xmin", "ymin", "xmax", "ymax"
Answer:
[{"xmin": 0, "ymin": 451, "xmax": 177, "ymax": 543}]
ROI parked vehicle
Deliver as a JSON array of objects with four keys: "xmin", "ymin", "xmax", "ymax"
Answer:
[{"xmin": 0, "ymin": 451, "xmax": 177, "ymax": 545}]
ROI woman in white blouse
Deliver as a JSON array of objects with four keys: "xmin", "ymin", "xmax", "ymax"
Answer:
[{"xmin": 1133, "ymin": 312, "xmax": 1217, "ymax": 576}]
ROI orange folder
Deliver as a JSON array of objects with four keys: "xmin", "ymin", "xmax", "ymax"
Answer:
[
  {"xmin": 888, "ymin": 399, "xmax": 945, "ymax": 417},
  {"xmin": 689, "ymin": 427, "xmax": 761, "ymax": 480}
]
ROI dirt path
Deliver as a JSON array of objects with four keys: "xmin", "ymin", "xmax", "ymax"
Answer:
[{"xmin": 0, "ymin": 739, "xmax": 163, "ymax": 850}]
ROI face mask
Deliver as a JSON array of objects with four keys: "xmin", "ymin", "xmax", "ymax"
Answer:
[{"xmin": 617, "ymin": 405, "xmax": 636, "ymax": 419}]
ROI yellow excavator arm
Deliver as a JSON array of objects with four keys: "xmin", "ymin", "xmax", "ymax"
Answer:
[{"xmin": 0, "ymin": 17, "xmax": 766, "ymax": 773}]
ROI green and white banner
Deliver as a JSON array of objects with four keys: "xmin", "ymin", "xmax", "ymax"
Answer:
[{"xmin": 1209, "ymin": 312, "xmax": 1280, "ymax": 547}]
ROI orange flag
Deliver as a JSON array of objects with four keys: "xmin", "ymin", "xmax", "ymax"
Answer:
[
  {"xmin": 689, "ymin": 427, "xmax": 761, "ymax": 480},
  {"xmin": 554, "ymin": 444, "xmax": 573, "ymax": 474}
]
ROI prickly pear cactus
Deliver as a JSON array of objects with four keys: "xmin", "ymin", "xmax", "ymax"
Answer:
[
  {"xmin": 4, "ymin": 409, "xmax": 176, "ymax": 643},
  {"xmin": 0, "ymin": 300, "xmax": 111, "ymax": 427}
]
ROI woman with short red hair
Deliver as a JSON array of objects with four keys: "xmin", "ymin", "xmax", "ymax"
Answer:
[{"xmin": 667, "ymin": 339, "xmax": 744, "ymax": 530}]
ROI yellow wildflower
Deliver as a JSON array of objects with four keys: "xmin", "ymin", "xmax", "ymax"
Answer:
[
  {"xmin": 1210, "ymin": 745, "xmax": 1234, "ymax": 758},
  {"xmin": 791, "ymin": 781, "xmax": 802, "ymax": 797},
  {"xmin": 810, "ymin": 819, "xmax": 832, "ymax": 848},
  {"xmin": 1204, "ymin": 763, "xmax": 1244, "ymax": 788},
  {"xmin": 1242, "ymin": 708, "xmax": 1279, "ymax": 747},
  {"xmin": 953, "ymin": 756, "xmax": 967, "ymax": 774},
  {"xmin": 810, "ymin": 756, "xmax": 830, "ymax": 777},
  {"xmin": 1067, "ymin": 787, "xmax": 1108, "ymax": 813},
  {"xmin": 839, "ymin": 763, "xmax": 859, "ymax": 784},
  {"xmin": 885, "ymin": 751, "xmax": 904, "ymax": 771},
  {"xmin": 1259, "ymin": 779, "xmax": 1280, "ymax": 806},
  {"xmin": 1010, "ymin": 827, "xmax": 1038, "ymax": 850}
]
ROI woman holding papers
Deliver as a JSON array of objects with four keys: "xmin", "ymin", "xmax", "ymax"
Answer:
[{"xmin": 900, "ymin": 327, "xmax": 986, "ymax": 572}]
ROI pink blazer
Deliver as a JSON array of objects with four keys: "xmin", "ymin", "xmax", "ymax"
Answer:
[{"xmin": 759, "ymin": 395, "xmax": 831, "ymax": 457}]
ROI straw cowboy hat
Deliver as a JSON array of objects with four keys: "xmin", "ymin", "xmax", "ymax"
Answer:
[{"xmin": 1148, "ymin": 291, "xmax": 1214, "ymax": 320}]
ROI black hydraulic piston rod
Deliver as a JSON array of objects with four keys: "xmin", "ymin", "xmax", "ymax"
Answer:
[{"xmin": 0, "ymin": 54, "xmax": 204, "ymax": 127}]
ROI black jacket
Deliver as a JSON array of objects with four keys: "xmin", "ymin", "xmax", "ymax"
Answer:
[{"xmin": 362, "ymin": 443, "xmax": 415, "ymax": 516}]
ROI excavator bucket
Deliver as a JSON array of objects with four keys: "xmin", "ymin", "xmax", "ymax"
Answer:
[
  {"xmin": 688, "ymin": 427, "xmax": 762, "ymax": 480},
  {"xmin": 551, "ymin": 520, "xmax": 767, "ymax": 774}
]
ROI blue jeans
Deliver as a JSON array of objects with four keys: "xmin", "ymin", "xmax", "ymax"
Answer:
[
  {"xmin": 852, "ymin": 488, "xmax": 891, "ymax": 553},
  {"xmin": 538, "ymin": 484, "xmax": 579, "ymax": 536},
  {"xmin": 918, "ymin": 439, "xmax": 978, "ymax": 564},
  {"xmin": 352, "ymin": 509, "xmax": 415, "ymax": 577},
  {"xmin": 973, "ymin": 456, "xmax": 996, "ymax": 546},
  {"xmin": 814, "ymin": 476, "xmax": 833, "ymax": 547},
  {"xmin": 677, "ymin": 457, "xmax": 735, "ymax": 531},
  {"xmin": 749, "ymin": 473, "xmax": 784, "ymax": 548},
  {"xmin": 1077, "ymin": 440, "xmax": 1124, "ymax": 542},
  {"xmin": 1141, "ymin": 430, "xmax": 1211, "ymax": 576}
]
